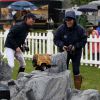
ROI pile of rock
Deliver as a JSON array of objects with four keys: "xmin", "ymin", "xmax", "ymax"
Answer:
[{"xmin": 0, "ymin": 52, "xmax": 100, "ymax": 100}]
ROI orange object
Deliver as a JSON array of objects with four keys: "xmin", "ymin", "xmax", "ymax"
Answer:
[{"xmin": 32, "ymin": 54, "xmax": 51, "ymax": 66}]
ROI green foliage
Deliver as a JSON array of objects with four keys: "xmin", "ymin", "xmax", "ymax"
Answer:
[
  {"xmin": 71, "ymin": 0, "xmax": 95, "ymax": 6},
  {"xmin": 77, "ymin": 14, "xmax": 88, "ymax": 28}
]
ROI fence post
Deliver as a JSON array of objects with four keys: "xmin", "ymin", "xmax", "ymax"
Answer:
[{"xmin": 47, "ymin": 30, "xmax": 53, "ymax": 54}]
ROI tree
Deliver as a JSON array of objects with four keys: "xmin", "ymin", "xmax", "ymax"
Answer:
[{"xmin": 71, "ymin": 0, "xmax": 95, "ymax": 6}]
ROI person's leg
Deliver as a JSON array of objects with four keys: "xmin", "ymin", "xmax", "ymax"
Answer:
[
  {"xmin": 72, "ymin": 51, "xmax": 82, "ymax": 90},
  {"xmin": 4, "ymin": 48, "xmax": 15, "ymax": 80},
  {"xmin": 15, "ymin": 51, "xmax": 26, "ymax": 73},
  {"xmin": 5, "ymin": 48, "xmax": 15, "ymax": 68}
]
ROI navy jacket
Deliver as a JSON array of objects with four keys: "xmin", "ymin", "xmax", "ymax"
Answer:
[
  {"xmin": 5, "ymin": 22, "xmax": 30, "ymax": 51},
  {"xmin": 54, "ymin": 24, "xmax": 87, "ymax": 52},
  {"xmin": 54, "ymin": 10, "xmax": 87, "ymax": 52}
]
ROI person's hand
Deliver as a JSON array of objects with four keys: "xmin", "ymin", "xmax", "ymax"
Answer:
[
  {"xmin": 67, "ymin": 45, "xmax": 75, "ymax": 51},
  {"xmin": 63, "ymin": 46, "xmax": 68, "ymax": 51},
  {"xmin": 16, "ymin": 47, "xmax": 21, "ymax": 52}
]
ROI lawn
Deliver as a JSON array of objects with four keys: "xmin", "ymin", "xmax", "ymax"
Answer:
[
  {"xmin": 80, "ymin": 65, "xmax": 100, "ymax": 91},
  {"xmin": 12, "ymin": 59, "xmax": 34, "ymax": 79},
  {"xmin": 12, "ymin": 59, "xmax": 100, "ymax": 92}
]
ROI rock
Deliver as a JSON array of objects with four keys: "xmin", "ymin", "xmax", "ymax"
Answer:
[{"xmin": 10, "ymin": 70, "xmax": 72, "ymax": 100}]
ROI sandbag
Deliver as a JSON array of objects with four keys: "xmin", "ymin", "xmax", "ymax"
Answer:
[
  {"xmin": 0, "ymin": 55, "xmax": 12, "ymax": 81},
  {"xmin": 48, "ymin": 51, "xmax": 67, "ymax": 73},
  {"xmin": 70, "ymin": 89, "xmax": 100, "ymax": 100},
  {"xmin": 7, "ymin": 71, "xmax": 100, "ymax": 100},
  {"xmin": 9, "ymin": 70, "xmax": 72, "ymax": 100}
]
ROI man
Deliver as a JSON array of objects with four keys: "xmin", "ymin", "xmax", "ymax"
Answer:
[
  {"xmin": 54, "ymin": 10, "xmax": 87, "ymax": 89},
  {"xmin": 4, "ymin": 13, "xmax": 36, "ymax": 75}
]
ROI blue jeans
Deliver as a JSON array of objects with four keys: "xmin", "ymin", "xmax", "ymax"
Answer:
[{"xmin": 67, "ymin": 50, "xmax": 82, "ymax": 75}]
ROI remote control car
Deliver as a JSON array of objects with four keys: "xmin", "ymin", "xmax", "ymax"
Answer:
[{"xmin": 32, "ymin": 54, "xmax": 51, "ymax": 71}]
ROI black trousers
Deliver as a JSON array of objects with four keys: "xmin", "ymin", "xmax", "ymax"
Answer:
[{"xmin": 67, "ymin": 50, "xmax": 82, "ymax": 75}]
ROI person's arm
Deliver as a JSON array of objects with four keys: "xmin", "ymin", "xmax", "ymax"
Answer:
[
  {"xmin": 74, "ymin": 26, "xmax": 87, "ymax": 49},
  {"xmin": 53, "ymin": 25, "xmax": 65, "ymax": 49}
]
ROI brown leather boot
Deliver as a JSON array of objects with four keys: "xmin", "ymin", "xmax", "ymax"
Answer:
[{"xmin": 74, "ymin": 75, "xmax": 82, "ymax": 90}]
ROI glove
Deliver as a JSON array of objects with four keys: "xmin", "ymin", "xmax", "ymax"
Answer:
[
  {"xmin": 63, "ymin": 46, "xmax": 68, "ymax": 51},
  {"xmin": 67, "ymin": 45, "xmax": 75, "ymax": 52}
]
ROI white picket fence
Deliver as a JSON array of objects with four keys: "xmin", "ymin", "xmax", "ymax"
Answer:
[
  {"xmin": 0, "ymin": 30, "xmax": 100, "ymax": 67},
  {"xmin": 0, "ymin": 30, "xmax": 58, "ymax": 57},
  {"xmin": 81, "ymin": 35, "xmax": 100, "ymax": 67}
]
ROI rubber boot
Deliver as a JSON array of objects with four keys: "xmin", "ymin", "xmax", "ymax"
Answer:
[
  {"xmin": 74, "ymin": 75, "xmax": 82, "ymax": 90},
  {"xmin": 18, "ymin": 67, "xmax": 25, "ymax": 73}
]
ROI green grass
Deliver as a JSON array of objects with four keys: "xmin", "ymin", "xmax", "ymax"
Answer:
[
  {"xmin": 69, "ymin": 64, "xmax": 100, "ymax": 92},
  {"xmin": 80, "ymin": 65, "xmax": 100, "ymax": 91},
  {"xmin": 12, "ymin": 60, "xmax": 100, "ymax": 92},
  {"xmin": 12, "ymin": 59, "xmax": 34, "ymax": 79}
]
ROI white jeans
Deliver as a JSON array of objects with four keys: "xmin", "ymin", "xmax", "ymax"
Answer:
[{"xmin": 5, "ymin": 47, "xmax": 26, "ymax": 68}]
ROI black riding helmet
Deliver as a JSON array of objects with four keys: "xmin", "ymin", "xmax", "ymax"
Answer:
[{"xmin": 23, "ymin": 13, "xmax": 36, "ymax": 21}]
